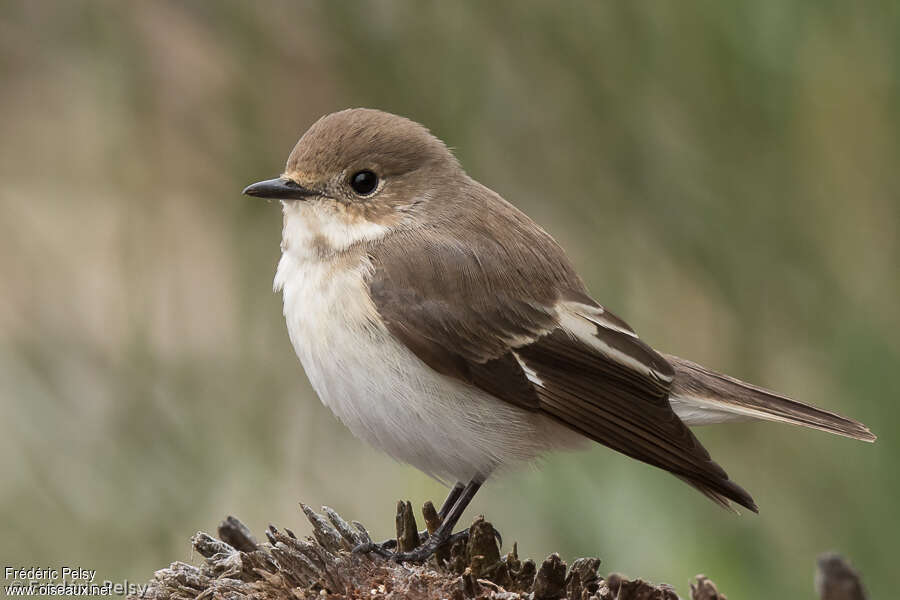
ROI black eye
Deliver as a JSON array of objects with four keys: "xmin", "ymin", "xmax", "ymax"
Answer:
[{"xmin": 349, "ymin": 170, "xmax": 379, "ymax": 196}]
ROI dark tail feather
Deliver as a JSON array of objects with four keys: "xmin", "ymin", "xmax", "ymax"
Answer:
[{"xmin": 665, "ymin": 354, "xmax": 876, "ymax": 442}]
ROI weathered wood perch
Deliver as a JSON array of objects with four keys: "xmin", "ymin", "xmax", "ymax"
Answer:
[{"xmin": 132, "ymin": 501, "xmax": 867, "ymax": 600}]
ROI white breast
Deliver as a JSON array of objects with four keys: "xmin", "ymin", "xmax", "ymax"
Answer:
[{"xmin": 275, "ymin": 210, "xmax": 580, "ymax": 482}]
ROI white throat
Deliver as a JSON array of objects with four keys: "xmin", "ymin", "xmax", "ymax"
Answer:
[{"xmin": 276, "ymin": 200, "xmax": 389, "ymax": 270}]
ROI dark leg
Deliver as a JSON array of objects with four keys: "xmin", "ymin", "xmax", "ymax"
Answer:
[
  {"xmin": 438, "ymin": 482, "xmax": 465, "ymax": 519},
  {"xmin": 352, "ymin": 481, "xmax": 467, "ymax": 555},
  {"xmin": 390, "ymin": 479, "xmax": 481, "ymax": 563},
  {"xmin": 435, "ymin": 480, "xmax": 500, "ymax": 548}
]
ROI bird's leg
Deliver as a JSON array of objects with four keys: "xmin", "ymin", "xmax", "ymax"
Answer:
[
  {"xmin": 426, "ymin": 480, "xmax": 501, "ymax": 548},
  {"xmin": 352, "ymin": 482, "xmax": 465, "ymax": 555},
  {"xmin": 389, "ymin": 478, "xmax": 482, "ymax": 563},
  {"xmin": 437, "ymin": 481, "xmax": 465, "ymax": 519}
]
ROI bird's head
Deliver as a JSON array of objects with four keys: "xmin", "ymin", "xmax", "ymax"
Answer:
[{"xmin": 244, "ymin": 108, "xmax": 462, "ymax": 255}]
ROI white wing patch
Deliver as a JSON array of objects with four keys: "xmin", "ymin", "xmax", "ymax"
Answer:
[
  {"xmin": 512, "ymin": 350, "xmax": 544, "ymax": 387},
  {"xmin": 562, "ymin": 301, "xmax": 638, "ymax": 337},
  {"xmin": 556, "ymin": 302, "xmax": 674, "ymax": 384}
]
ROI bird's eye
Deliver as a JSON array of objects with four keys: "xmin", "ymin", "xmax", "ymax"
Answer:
[{"xmin": 349, "ymin": 170, "xmax": 379, "ymax": 196}]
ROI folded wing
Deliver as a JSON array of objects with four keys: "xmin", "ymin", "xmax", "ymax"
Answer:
[{"xmin": 367, "ymin": 225, "xmax": 757, "ymax": 512}]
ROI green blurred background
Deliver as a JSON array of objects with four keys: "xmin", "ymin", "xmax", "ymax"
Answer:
[{"xmin": 1, "ymin": 1, "xmax": 897, "ymax": 597}]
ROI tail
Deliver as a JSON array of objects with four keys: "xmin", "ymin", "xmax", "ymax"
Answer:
[{"xmin": 664, "ymin": 354, "xmax": 876, "ymax": 442}]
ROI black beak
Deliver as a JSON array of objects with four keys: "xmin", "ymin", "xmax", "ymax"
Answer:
[{"xmin": 242, "ymin": 177, "xmax": 319, "ymax": 200}]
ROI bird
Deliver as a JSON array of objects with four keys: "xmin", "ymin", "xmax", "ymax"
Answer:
[{"xmin": 243, "ymin": 108, "xmax": 876, "ymax": 562}]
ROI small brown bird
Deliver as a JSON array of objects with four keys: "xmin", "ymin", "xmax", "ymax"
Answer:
[{"xmin": 244, "ymin": 108, "xmax": 875, "ymax": 561}]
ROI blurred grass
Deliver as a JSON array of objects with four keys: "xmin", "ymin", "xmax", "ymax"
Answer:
[{"xmin": 0, "ymin": 1, "xmax": 897, "ymax": 597}]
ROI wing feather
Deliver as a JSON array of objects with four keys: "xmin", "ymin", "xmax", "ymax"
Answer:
[
  {"xmin": 367, "ymin": 220, "xmax": 756, "ymax": 512},
  {"xmin": 516, "ymin": 329, "xmax": 756, "ymax": 511}
]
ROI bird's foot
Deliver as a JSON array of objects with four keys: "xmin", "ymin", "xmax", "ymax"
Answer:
[
  {"xmin": 351, "ymin": 538, "xmax": 398, "ymax": 559},
  {"xmin": 352, "ymin": 526, "xmax": 501, "ymax": 563},
  {"xmin": 351, "ymin": 527, "xmax": 426, "ymax": 557},
  {"xmin": 353, "ymin": 530, "xmax": 464, "ymax": 563},
  {"xmin": 389, "ymin": 529, "xmax": 475, "ymax": 562}
]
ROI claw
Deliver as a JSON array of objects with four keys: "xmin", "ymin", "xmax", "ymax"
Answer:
[
  {"xmin": 356, "ymin": 481, "xmax": 486, "ymax": 564},
  {"xmin": 354, "ymin": 525, "xmax": 501, "ymax": 564},
  {"xmin": 353, "ymin": 530, "xmax": 459, "ymax": 563},
  {"xmin": 352, "ymin": 540, "xmax": 395, "ymax": 558},
  {"xmin": 390, "ymin": 540, "xmax": 440, "ymax": 563}
]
